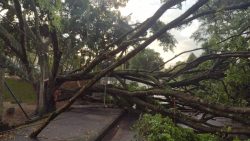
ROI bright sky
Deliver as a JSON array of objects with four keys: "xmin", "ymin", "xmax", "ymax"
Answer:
[{"xmin": 120, "ymin": 0, "xmax": 203, "ymax": 67}]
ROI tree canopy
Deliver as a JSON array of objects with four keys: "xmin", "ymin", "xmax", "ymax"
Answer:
[{"xmin": 129, "ymin": 48, "xmax": 164, "ymax": 71}]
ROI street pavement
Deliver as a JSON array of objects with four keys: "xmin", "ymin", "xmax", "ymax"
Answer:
[{"xmin": 3, "ymin": 107, "xmax": 123, "ymax": 141}]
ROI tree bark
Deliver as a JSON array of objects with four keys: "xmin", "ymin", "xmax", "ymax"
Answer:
[
  {"xmin": 37, "ymin": 54, "xmax": 50, "ymax": 115},
  {"xmin": 44, "ymin": 80, "xmax": 56, "ymax": 113},
  {"xmin": 0, "ymin": 67, "xmax": 4, "ymax": 121}
]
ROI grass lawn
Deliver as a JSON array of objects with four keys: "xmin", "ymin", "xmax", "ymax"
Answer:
[{"xmin": 3, "ymin": 78, "xmax": 36, "ymax": 104}]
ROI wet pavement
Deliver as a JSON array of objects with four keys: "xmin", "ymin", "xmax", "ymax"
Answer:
[{"xmin": 4, "ymin": 107, "xmax": 123, "ymax": 141}]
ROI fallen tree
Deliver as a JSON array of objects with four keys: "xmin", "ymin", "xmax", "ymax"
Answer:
[
  {"xmin": 0, "ymin": 0, "xmax": 250, "ymax": 138},
  {"xmin": 52, "ymin": 51, "xmax": 250, "ymax": 135}
]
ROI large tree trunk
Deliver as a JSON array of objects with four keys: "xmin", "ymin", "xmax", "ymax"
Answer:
[
  {"xmin": 37, "ymin": 55, "xmax": 55, "ymax": 115},
  {"xmin": 35, "ymin": 80, "xmax": 56, "ymax": 115},
  {"xmin": 44, "ymin": 80, "xmax": 56, "ymax": 113},
  {"xmin": 37, "ymin": 76, "xmax": 45, "ymax": 115}
]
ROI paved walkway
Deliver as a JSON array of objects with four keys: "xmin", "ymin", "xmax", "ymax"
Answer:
[{"xmin": 3, "ymin": 107, "xmax": 123, "ymax": 141}]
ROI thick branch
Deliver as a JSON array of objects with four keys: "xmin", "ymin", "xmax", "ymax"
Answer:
[
  {"xmin": 168, "ymin": 70, "xmax": 225, "ymax": 87},
  {"xmin": 180, "ymin": 2, "xmax": 250, "ymax": 26},
  {"xmin": 169, "ymin": 51, "xmax": 250, "ymax": 79}
]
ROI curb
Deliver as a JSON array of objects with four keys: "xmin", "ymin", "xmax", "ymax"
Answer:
[{"xmin": 88, "ymin": 109, "xmax": 127, "ymax": 141}]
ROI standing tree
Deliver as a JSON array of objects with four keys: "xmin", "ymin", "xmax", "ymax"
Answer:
[
  {"xmin": 129, "ymin": 49, "xmax": 164, "ymax": 71},
  {"xmin": 0, "ymin": 0, "xmax": 131, "ymax": 114}
]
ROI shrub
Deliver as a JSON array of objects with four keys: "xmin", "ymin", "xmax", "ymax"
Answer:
[{"xmin": 133, "ymin": 114, "xmax": 219, "ymax": 141}]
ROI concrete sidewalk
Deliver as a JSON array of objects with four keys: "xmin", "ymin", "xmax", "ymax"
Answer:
[{"xmin": 4, "ymin": 107, "xmax": 123, "ymax": 141}]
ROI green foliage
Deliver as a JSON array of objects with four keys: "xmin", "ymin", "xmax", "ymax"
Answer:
[
  {"xmin": 37, "ymin": 0, "xmax": 63, "ymax": 30},
  {"xmin": 151, "ymin": 21, "xmax": 176, "ymax": 51},
  {"xmin": 91, "ymin": 0, "xmax": 128, "ymax": 9},
  {"xmin": 225, "ymin": 60, "xmax": 250, "ymax": 86},
  {"xmin": 167, "ymin": 46, "xmax": 249, "ymax": 106},
  {"xmin": 127, "ymin": 82, "xmax": 147, "ymax": 91},
  {"xmin": 133, "ymin": 114, "xmax": 219, "ymax": 141},
  {"xmin": 190, "ymin": 57, "xmax": 250, "ymax": 106},
  {"xmin": 223, "ymin": 59, "xmax": 250, "ymax": 105},
  {"xmin": 127, "ymin": 82, "xmax": 139, "ymax": 91},
  {"xmin": 197, "ymin": 134, "xmax": 220, "ymax": 141},
  {"xmin": 190, "ymin": 74, "xmax": 249, "ymax": 106},
  {"xmin": 186, "ymin": 53, "xmax": 197, "ymax": 63},
  {"xmin": 129, "ymin": 49, "xmax": 164, "ymax": 71},
  {"xmin": 233, "ymin": 137, "xmax": 250, "ymax": 141},
  {"xmin": 193, "ymin": 1, "xmax": 250, "ymax": 52},
  {"xmin": 59, "ymin": 0, "xmax": 131, "ymax": 71}
]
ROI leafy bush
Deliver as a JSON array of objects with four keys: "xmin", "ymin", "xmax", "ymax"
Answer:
[{"xmin": 133, "ymin": 114, "xmax": 219, "ymax": 141}]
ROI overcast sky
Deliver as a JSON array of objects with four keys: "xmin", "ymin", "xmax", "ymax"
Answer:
[{"xmin": 120, "ymin": 0, "xmax": 203, "ymax": 67}]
